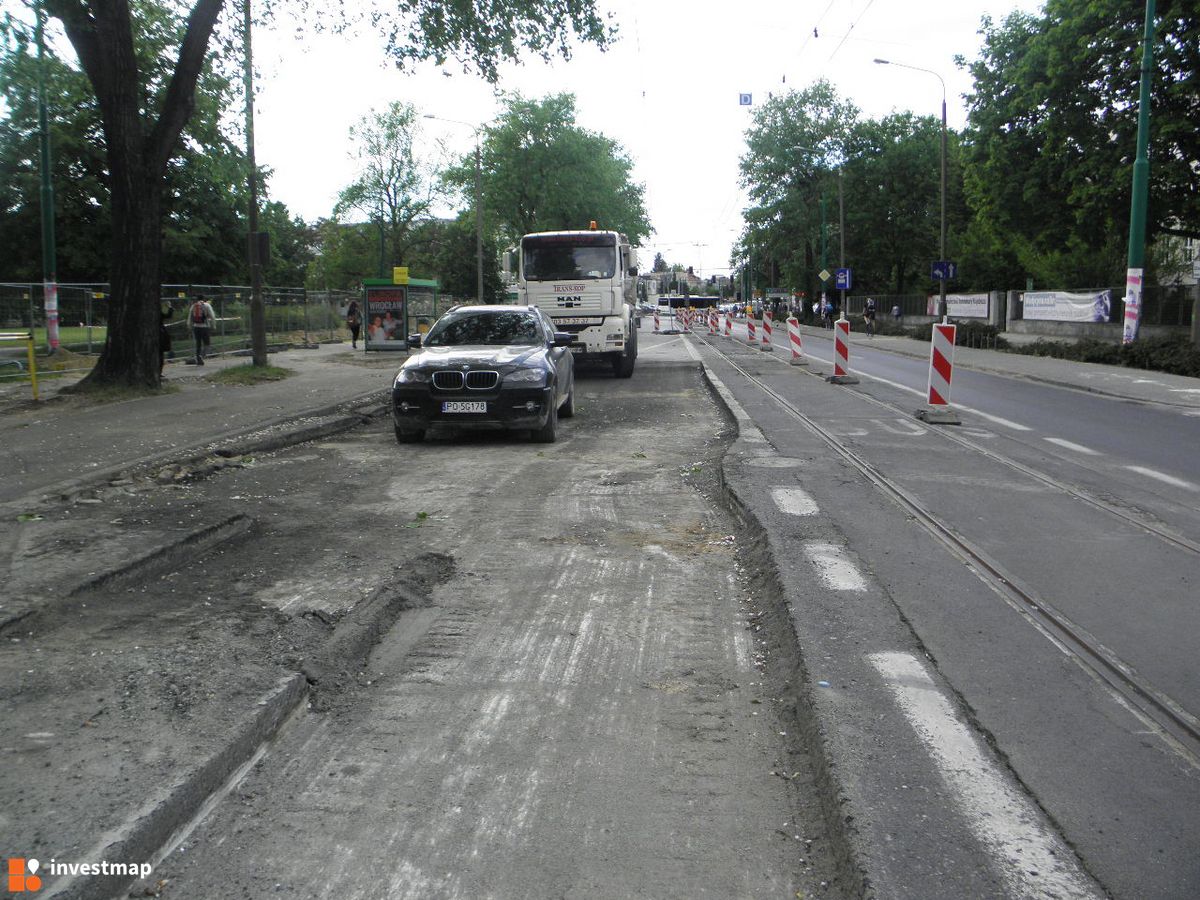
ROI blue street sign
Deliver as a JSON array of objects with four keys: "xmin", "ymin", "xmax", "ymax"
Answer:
[
  {"xmin": 739, "ymin": 93, "xmax": 753, "ymax": 106},
  {"xmin": 835, "ymin": 268, "xmax": 852, "ymax": 290},
  {"xmin": 932, "ymin": 260, "xmax": 958, "ymax": 281}
]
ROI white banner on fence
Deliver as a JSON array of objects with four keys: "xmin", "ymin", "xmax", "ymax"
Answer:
[
  {"xmin": 1023, "ymin": 289, "xmax": 1111, "ymax": 323},
  {"xmin": 935, "ymin": 293, "xmax": 989, "ymax": 318}
]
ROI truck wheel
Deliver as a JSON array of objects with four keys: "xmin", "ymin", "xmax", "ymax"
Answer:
[{"xmin": 612, "ymin": 327, "xmax": 637, "ymax": 378}]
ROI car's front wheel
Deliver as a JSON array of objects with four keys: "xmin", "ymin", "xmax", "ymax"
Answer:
[
  {"xmin": 532, "ymin": 402, "xmax": 558, "ymax": 443},
  {"xmin": 394, "ymin": 426, "xmax": 425, "ymax": 444}
]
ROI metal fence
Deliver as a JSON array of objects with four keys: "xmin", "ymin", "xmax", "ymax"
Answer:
[{"xmin": 0, "ymin": 282, "xmax": 361, "ymax": 356}]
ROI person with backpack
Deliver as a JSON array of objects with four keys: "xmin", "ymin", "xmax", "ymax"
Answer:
[{"xmin": 189, "ymin": 295, "xmax": 215, "ymax": 365}]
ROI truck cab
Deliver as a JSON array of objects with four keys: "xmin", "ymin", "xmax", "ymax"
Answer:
[{"xmin": 515, "ymin": 227, "xmax": 639, "ymax": 378}]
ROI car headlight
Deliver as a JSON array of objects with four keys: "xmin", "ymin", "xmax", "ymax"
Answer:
[
  {"xmin": 505, "ymin": 367, "xmax": 547, "ymax": 386},
  {"xmin": 395, "ymin": 368, "xmax": 429, "ymax": 385}
]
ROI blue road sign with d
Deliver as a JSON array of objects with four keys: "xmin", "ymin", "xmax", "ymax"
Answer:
[
  {"xmin": 835, "ymin": 268, "xmax": 852, "ymax": 290},
  {"xmin": 932, "ymin": 260, "xmax": 957, "ymax": 281}
]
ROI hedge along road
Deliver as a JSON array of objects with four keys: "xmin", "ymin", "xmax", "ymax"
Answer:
[{"xmin": 119, "ymin": 353, "xmax": 848, "ymax": 898}]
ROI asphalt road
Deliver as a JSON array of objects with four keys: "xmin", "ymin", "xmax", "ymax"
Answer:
[{"xmin": 695, "ymin": 324, "xmax": 1200, "ymax": 899}]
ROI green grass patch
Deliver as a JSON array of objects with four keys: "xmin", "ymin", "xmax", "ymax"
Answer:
[{"xmin": 207, "ymin": 363, "xmax": 293, "ymax": 385}]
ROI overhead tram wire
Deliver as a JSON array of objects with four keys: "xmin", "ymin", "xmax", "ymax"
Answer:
[{"xmin": 827, "ymin": 0, "xmax": 878, "ymax": 62}]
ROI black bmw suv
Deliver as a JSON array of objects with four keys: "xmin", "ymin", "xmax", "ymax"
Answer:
[{"xmin": 392, "ymin": 306, "xmax": 575, "ymax": 444}]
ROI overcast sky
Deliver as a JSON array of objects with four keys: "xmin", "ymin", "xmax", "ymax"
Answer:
[{"xmin": 253, "ymin": 0, "xmax": 1046, "ymax": 276}]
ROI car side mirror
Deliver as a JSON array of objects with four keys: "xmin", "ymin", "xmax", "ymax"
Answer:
[
  {"xmin": 407, "ymin": 333, "xmax": 422, "ymax": 348},
  {"xmin": 552, "ymin": 332, "xmax": 574, "ymax": 347}
]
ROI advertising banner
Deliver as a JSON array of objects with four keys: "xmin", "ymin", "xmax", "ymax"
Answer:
[
  {"xmin": 927, "ymin": 293, "xmax": 988, "ymax": 318},
  {"xmin": 364, "ymin": 286, "xmax": 408, "ymax": 350},
  {"xmin": 1023, "ymin": 289, "xmax": 1112, "ymax": 323}
]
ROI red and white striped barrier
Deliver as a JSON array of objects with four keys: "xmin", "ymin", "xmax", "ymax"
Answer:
[
  {"xmin": 915, "ymin": 322, "xmax": 960, "ymax": 422},
  {"xmin": 826, "ymin": 317, "xmax": 859, "ymax": 384},
  {"xmin": 709, "ymin": 309, "xmax": 718, "ymax": 335},
  {"xmin": 724, "ymin": 313, "xmax": 732, "ymax": 338},
  {"xmin": 746, "ymin": 318, "xmax": 756, "ymax": 345},
  {"xmin": 786, "ymin": 316, "xmax": 806, "ymax": 365},
  {"xmin": 761, "ymin": 311, "xmax": 774, "ymax": 351}
]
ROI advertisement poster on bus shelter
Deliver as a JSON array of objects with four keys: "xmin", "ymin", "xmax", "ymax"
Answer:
[{"xmin": 364, "ymin": 286, "xmax": 408, "ymax": 350}]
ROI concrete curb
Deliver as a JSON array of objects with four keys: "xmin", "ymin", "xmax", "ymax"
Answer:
[{"xmin": 698, "ymin": 364, "xmax": 874, "ymax": 898}]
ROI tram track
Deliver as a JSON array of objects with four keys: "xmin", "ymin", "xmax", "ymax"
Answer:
[{"xmin": 691, "ymin": 332, "xmax": 1200, "ymax": 765}]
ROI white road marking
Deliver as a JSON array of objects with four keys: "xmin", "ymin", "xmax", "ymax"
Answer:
[
  {"xmin": 1169, "ymin": 388, "xmax": 1200, "ymax": 395},
  {"xmin": 869, "ymin": 651, "xmax": 1102, "ymax": 900},
  {"xmin": 1044, "ymin": 437, "xmax": 1101, "ymax": 456},
  {"xmin": 771, "ymin": 487, "xmax": 819, "ymax": 516},
  {"xmin": 1125, "ymin": 466, "xmax": 1200, "ymax": 492},
  {"xmin": 852, "ymin": 370, "xmax": 1032, "ymax": 431},
  {"xmin": 803, "ymin": 542, "xmax": 867, "ymax": 591}
]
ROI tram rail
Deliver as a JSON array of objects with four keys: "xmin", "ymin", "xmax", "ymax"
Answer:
[{"xmin": 690, "ymin": 331, "xmax": 1200, "ymax": 765}]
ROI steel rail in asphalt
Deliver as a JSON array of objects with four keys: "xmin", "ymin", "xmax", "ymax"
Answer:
[{"xmin": 691, "ymin": 332, "xmax": 1200, "ymax": 766}]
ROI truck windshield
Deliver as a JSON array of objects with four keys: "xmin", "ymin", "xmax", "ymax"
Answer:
[{"xmin": 523, "ymin": 235, "xmax": 617, "ymax": 281}]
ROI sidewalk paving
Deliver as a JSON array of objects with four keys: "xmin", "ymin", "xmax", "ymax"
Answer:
[{"xmin": 0, "ymin": 342, "xmax": 398, "ymax": 513}]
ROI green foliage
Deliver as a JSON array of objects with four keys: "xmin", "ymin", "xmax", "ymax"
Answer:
[
  {"xmin": 0, "ymin": 1, "xmax": 251, "ymax": 283},
  {"xmin": 1007, "ymin": 335, "xmax": 1200, "ymax": 377},
  {"xmin": 420, "ymin": 213, "xmax": 505, "ymax": 303},
  {"xmin": 334, "ymin": 102, "xmax": 442, "ymax": 271},
  {"xmin": 960, "ymin": 2, "xmax": 1199, "ymax": 286},
  {"xmin": 451, "ymin": 93, "xmax": 651, "ymax": 245}
]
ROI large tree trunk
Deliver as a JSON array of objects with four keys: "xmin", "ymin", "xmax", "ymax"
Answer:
[
  {"xmin": 50, "ymin": 0, "xmax": 225, "ymax": 390},
  {"xmin": 85, "ymin": 161, "xmax": 164, "ymax": 387}
]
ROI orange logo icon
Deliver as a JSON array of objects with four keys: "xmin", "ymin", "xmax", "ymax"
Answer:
[{"xmin": 7, "ymin": 858, "xmax": 42, "ymax": 893}]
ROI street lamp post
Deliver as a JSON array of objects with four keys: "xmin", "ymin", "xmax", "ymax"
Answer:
[
  {"xmin": 424, "ymin": 114, "xmax": 484, "ymax": 303},
  {"xmin": 874, "ymin": 58, "xmax": 948, "ymax": 322}
]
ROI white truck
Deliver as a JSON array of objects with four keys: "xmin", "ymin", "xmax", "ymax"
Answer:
[{"xmin": 514, "ymin": 227, "xmax": 639, "ymax": 378}]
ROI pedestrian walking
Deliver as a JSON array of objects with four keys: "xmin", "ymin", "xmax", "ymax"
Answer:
[
  {"xmin": 346, "ymin": 300, "xmax": 362, "ymax": 349},
  {"xmin": 159, "ymin": 302, "xmax": 173, "ymax": 380},
  {"xmin": 188, "ymin": 295, "xmax": 215, "ymax": 365},
  {"xmin": 891, "ymin": 303, "xmax": 902, "ymax": 324},
  {"xmin": 863, "ymin": 297, "xmax": 877, "ymax": 337}
]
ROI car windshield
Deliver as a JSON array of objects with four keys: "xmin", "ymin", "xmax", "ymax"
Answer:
[
  {"xmin": 522, "ymin": 236, "xmax": 617, "ymax": 280},
  {"xmin": 424, "ymin": 312, "xmax": 543, "ymax": 347}
]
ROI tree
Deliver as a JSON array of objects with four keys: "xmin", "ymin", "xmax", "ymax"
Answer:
[
  {"xmin": 424, "ymin": 213, "xmax": 505, "ymax": 303},
  {"xmin": 961, "ymin": 1, "xmax": 1199, "ymax": 287},
  {"xmin": 738, "ymin": 81, "xmax": 859, "ymax": 300},
  {"xmin": 0, "ymin": 2, "xmax": 249, "ymax": 284},
  {"xmin": 452, "ymin": 92, "xmax": 651, "ymax": 246},
  {"xmin": 34, "ymin": 0, "xmax": 613, "ymax": 389},
  {"xmin": 334, "ymin": 102, "xmax": 441, "ymax": 274},
  {"xmin": 651, "ymin": 252, "xmax": 668, "ymax": 273}
]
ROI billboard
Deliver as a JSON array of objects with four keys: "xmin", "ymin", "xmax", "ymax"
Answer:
[
  {"xmin": 1023, "ymin": 290, "xmax": 1112, "ymax": 323},
  {"xmin": 364, "ymin": 286, "xmax": 408, "ymax": 350},
  {"xmin": 927, "ymin": 293, "xmax": 989, "ymax": 318}
]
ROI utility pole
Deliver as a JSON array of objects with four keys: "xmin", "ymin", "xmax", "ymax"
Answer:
[
  {"xmin": 242, "ymin": 0, "xmax": 267, "ymax": 366},
  {"xmin": 34, "ymin": 1, "xmax": 59, "ymax": 354},
  {"xmin": 1123, "ymin": 0, "xmax": 1157, "ymax": 345}
]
